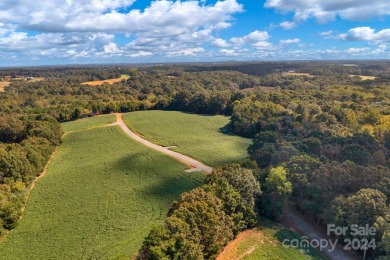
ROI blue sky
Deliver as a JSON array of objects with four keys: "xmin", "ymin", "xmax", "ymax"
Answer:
[{"xmin": 0, "ymin": 0, "xmax": 389, "ymax": 66}]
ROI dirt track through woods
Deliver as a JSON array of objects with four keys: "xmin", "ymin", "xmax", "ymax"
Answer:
[
  {"xmin": 283, "ymin": 207, "xmax": 359, "ymax": 260},
  {"xmin": 112, "ymin": 113, "xmax": 212, "ymax": 173}
]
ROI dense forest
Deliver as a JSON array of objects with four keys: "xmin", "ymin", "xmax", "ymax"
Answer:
[{"xmin": 0, "ymin": 61, "xmax": 389, "ymax": 258}]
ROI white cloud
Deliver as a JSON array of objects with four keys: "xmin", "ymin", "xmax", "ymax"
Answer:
[
  {"xmin": 279, "ymin": 21, "xmax": 297, "ymax": 30},
  {"xmin": 219, "ymin": 49, "xmax": 239, "ymax": 56},
  {"xmin": 231, "ymin": 30, "xmax": 270, "ymax": 45},
  {"xmin": 166, "ymin": 47, "xmax": 205, "ymax": 56},
  {"xmin": 346, "ymin": 47, "xmax": 369, "ymax": 54},
  {"xmin": 212, "ymin": 38, "xmax": 231, "ymax": 48},
  {"xmin": 338, "ymin": 27, "xmax": 390, "ymax": 44},
  {"xmin": 1, "ymin": 0, "xmax": 242, "ymax": 34},
  {"xmin": 103, "ymin": 42, "xmax": 122, "ymax": 54},
  {"xmin": 320, "ymin": 30, "xmax": 333, "ymax": 37},
  {"xmin": 279, "ymin": 38, "xmax": 300, "ymax": 45},
  {"xmin": 0, "ymin": 0, "xmax": 244, "ymax": 63},
  {"xmin": 264, "ymin": 0, "xmax": 390, "ymax": 23},
  {"xmin": 252, "ymin": 41, "xmax": 274, "ymax": 50},
  {"xmin": 128, "ymin": 51, "xmax": 153, "ymax": 58}
]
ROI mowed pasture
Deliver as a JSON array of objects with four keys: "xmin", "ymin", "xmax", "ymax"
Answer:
[
  {"xmin": 61, "ymin": 114, "xmax": 117, "ymax": 132},
  {"xmin": 218, "ymin": 220, "xmax": 324, "ymax": 260},
  {"xmin": 0, "ymin": 124, "xmax": 204, "ymax": 259},
  {"xmin": 122, "ymin": 111, "xmax": 251, "ymax": 167},
  {"xmin": 82, "ymin": 74, "xmax": 130, "ymax": 86}
]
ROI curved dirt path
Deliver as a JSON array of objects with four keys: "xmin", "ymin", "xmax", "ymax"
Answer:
[
  {"xmin": 113, "ymin": 113, "xmax": 212, "ymax": 173},
  {"xmin": 283, "ymin": 207, "xmax": 359, "ymax": 260}
]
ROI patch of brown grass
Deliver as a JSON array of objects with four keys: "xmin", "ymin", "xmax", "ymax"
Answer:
[
  {"xmin": 217, "ymin": 229, "xmax": 267, "ymax": 260},
  {"xmin": 350, "ymin": 75, "xmax": 377, "ymax": 80},
  {"xmin": 0, "ymin": 82, "xmax": 10, "ymax": 92},
  {"xmin": 283, "ymin": 72, "xmax": 314, "ymax": 77},
  {"xmin": 28, "ymin": 77, "xmax": 45, "ymax": 82},
  {"xmin": 82, "ymin": 75, "xmax": 130, "ymax": 86}
]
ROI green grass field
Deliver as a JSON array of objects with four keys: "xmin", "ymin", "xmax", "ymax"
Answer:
[
  {"xmin": 61, "ymin": 114, "xmax": 117, "ymax": 132},
  {"xmin": 0, "ymin": 125, "xmax": 204, "ymax": 259},
  {"xmin": 122, "ymin": 111, "xmax": 251, "ymax": 166},
  {"xmin": 219, "ymin": 219, "xmax": 325, "ymax": 260}
]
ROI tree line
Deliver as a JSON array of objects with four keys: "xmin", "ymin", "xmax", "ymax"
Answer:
[{"xmin": 0, "ymin": 62, "xmax": 389, "ymax": 257}]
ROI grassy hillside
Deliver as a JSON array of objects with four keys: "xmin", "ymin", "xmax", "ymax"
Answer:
[
  {"xmin": 218, "ymin": 220, "xmax": 325, "ymax": 260},
  {"xmin": 0, "ymin": 125, "xmax": 204, "ymax": 259},
  {"xmin": 122, "ymin": 111, "xmax": 251, "ymax": 166},
  {"xmin": 61, "ymin": 114, "xmax": 117, "ymax": 132}
]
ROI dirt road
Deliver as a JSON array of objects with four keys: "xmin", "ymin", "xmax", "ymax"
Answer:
[
  {"xmin": 283, "ymin": 207, "xmax": 359, "ymax": 260},
  {"xmin": 113, "ymin": 113, "xmax": 212, "ymax": 173}
]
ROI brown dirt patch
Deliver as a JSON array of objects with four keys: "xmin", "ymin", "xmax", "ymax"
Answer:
[{"xmin": 217, "ymin": 229, "xmax": 266, "ymax": 260}]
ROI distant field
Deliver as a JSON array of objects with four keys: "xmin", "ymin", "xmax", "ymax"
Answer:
[
  {"xmin": 122, "ymin": 111, "xmax": 251, "ymax": 167},
  {"xmin": 349, "ymin": 75, "xmax": 378, "ymax": 80},
  {"xmin": 0, "ymin": 125, "xmax": 204, "ymax": 259},
  {"xmin": 283, "ymin": 72, "xmax": 314, "ymax": 77},
  {"xmin": 0, "ymin": 77, "xmax": 44, "ymax": 92},
  {"xmin": 82, "ymin": 74, "xmax": 130, "ymax": 86},
  {"xmin": 0, "ymin": 82, "xmax": 10, "ymax": 92},
  {"xmin": 218, "ymin": 220, "xmax": 324, "ymax": 260},
  {"xmin": 61, "ymin": 114, "xmax": 116, "ymax": 132},
  {"xmin": 27, "ymin": 77, "xmax": 45, "ymax": 83}
]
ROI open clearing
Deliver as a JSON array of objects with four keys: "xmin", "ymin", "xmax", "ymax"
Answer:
[
  {"xmin": 0, "ymin": 77, "xmax": 44, "ymax": 92},
  {"xmin": 283, "ymin": 72, "xmax": 314, "ymax": 77},
  {"xmin": 0, "ymin": 82, "xmax": 10, "ymax": 92},
  {"xmin": 349, "ymin": 75, "xmax": 378, "ymax": 80},
  {"xmin": 82, "ymin": 74, "xmax": 130, "ymax": 86},
  {"xmin": 61, "ymin": 114, "xmax": 117, "ymax": 132},
  {"xmin": 122, "ymin": 111, "xmax": 251, "ymax": 167},
  {"xmin": 0, "ymin": 123, "xmax": 204, "ymax": 259},
  {"xmin": 218, "ymin": 219, "xmax": 325, "ymax": 260}
]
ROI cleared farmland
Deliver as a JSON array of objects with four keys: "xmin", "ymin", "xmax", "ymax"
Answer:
[
  {"xmin": 82, "ymin": 74, "xmax": 130, "ymax": 86},
  {"xmin": 0, "ymin": 125, "xmax": 204, "ymax": 259},
  {"xmin": 122, "ymin": 110, "xmax": 251, "ymax": 167},
  {"xmin": 218, "ymin": 220, "xmax": 324, "ymax": 260},
  {"xmin": 61, "ymin": 114, "xmax": 117, "ymax": 132}
]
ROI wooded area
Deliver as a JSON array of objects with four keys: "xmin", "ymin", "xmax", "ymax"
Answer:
[{"xmin": 0, "ymin": 61, "xmax": 389, "ymax": 258}]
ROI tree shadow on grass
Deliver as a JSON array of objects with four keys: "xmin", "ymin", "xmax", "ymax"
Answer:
[
  {"xmin": 218, "ymin": 122, "xmax": 238, "ymax": 136},
  {"xmin": 114, "ymin": 153, "xmax": 205, "ymax": 202}
]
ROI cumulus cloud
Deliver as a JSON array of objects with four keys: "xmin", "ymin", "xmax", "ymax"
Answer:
[
  {"xmin": 319, "ymin": 30, "xmax": 333, "ymax": 38},
  {"xmin": 103, "ymin": 42, "xmax": 122, "ymax": 54},
  {"xmin": 252, "ymin": 41, "xmax": 274, "ymax": 50},
  {"xmin": 0, "ymin": 0, "xmax": 244, "ymax": 62},
  {"xmin": 212, "ymin": 38, "xmax": 231, "ymax": 48},
  {"xmin": 231, "ymin": 30, "xmax": 270, "ymax": 45},
  {"xmin": 338, "ymin": 27, "xmax": 390, "ymax": 44},
  {"xmin": 279, "ymin": 38, "xmax": 300, "ymax": 45},
  {"xmin": 346, "ymin": 47, "xmax": 369, "ymax": 54},
  {"xmin": 1, "ymin": 0, "xmax": 242, "ymax": 34},
  {"xmin": 279, "ymin": 21, "xmax": 297, "ymax": 30},
  {"xmin": 219, "ymin": 49, "xmax": 239, "ymax": 56},
  {"xmin": 264, "ymin": 0, "xmax": 390, "ymax": 23},
  {"xmin": 166, "ymin": 47, "xmax": 205, "ymax": 57},
  {"xmin": 128, "ymin": 51, "xmax": 153, "ymax": 58}
]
